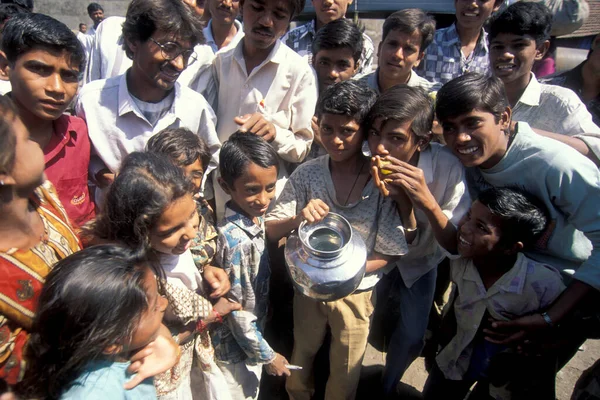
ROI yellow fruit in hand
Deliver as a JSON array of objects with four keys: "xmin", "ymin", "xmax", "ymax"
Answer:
[{"xmin": 378, "ymin": 159, "xmax": 393, "ymax": 175}]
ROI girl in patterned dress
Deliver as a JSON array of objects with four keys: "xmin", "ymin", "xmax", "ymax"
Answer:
[{"xmin": 87, "ymin": 152, "xmax": 240, "ymax": 400}]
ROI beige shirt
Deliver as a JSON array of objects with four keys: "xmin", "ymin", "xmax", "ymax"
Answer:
[{"xmin": 437, "ymin": 253, "xmax": 565, "ymax": 381}]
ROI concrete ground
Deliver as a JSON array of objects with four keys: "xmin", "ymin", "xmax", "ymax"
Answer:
[{"xmin": 361, "ymin": 339, "xmax": 600, "ymax": 400}]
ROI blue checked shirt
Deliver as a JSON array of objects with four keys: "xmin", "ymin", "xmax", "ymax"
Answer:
[
  {"xmin": 211, "ymin": 204, "xmax": 275, "ymax": 365},
  {"xmin": 416, "ymin": 23, "xmax": 491, "ymax": 84},
  {"xmin": 282, "ymin": 19, "xmax": 374, "ymax": 76}
]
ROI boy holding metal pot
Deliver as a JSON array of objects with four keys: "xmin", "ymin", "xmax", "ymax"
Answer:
[{"xmin": 265, "ymin": 80, "xmax": 409, "ymax": 400}]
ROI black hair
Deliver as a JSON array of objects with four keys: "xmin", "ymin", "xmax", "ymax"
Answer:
[
  {"xmin": 477, "ymin": 187, "xmax": 549, "ymax": 249},
  {"xmin": 87, "ymin": 152, "xmax": 194, "ymax": 256},
  {"xmin": 122, "ymin": 0, "xmax": 204, "ymax": 59},
  {"xmin": 382, "ymin": 8, "xmax": 436, "ymax": 51},
  {"xmin": 489, "ymin": 2, "xmax": 552, "ymax": 46},
  {"xmin": 1, "ymin": 13, "xmax": 86, "ymax": 73},
  {"xmin": 0, "ymin": 3, "xmax": 29, "ymax": 25},
  {"xmin": 316, "ymin": 79, "xmax": 377, "ymax": 126},
  {"xmin": 79, "ymin": 22, "xmax": 87, "ymax": 28},
  {"xmin": 240, "ymin": 0, "xmax": 305, "ymax": 20},
  {"xmin": 0, "ymin": 95, "xmax": 16, "ymax": 176},
  {"xmin": 0, "ymin": 0, "xmax": 32, "ymax": 12},
  {"xmin": 17, "ymin": 245, "xmax": 156, "ymax": 399},
  {"xmin": 365, "ymin": 85, "xmax": 434, "ymax": 141},
  {"xmin": 146, "ymin": 127, "xmax": 211, "ymax": 171},
  {"xmin": 436, "ymin": 73, "xmax": 509, "ymax": 124},
  {"xmin": 219, "ymin": 131, "xmax": 279, "ymax": 187},
  {"xmin": 87, "ymin": 2, "xmax": 103, "ymax": 14},
  {"xmin": 312, "ymin": 18, "xmax": 363, "ymax": 64}
]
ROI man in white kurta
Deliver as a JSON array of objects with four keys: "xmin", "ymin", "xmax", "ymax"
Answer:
[{"xmin": 208, "ymin": 0, "xmax": 318, "ymax": 219}]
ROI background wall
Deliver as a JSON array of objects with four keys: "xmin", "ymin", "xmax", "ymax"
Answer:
[{"xmin": 34, "ymin": 0, "xmax": 129, "ymax": 31}]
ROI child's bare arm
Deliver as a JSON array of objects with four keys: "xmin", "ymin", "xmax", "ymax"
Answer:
[
  {"xmin": 366, "ymin": 251, "xmax": 399, "ymax": 274},
  {"xmin": 266, "ymin": 199, "xmax": 329, "ymax": 242}
]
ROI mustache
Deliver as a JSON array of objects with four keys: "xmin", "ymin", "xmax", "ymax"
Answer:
[{"xmin": 253, "ymin": 27, "xmax": 273, "ymax": 36}]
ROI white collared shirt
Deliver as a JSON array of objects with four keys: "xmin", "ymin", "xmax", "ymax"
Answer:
[
  {"xmin": 437, "ymin": 253, "xmax": 565, "ymax": 382},
  {"xmin": 512, "ymin": 73, "xmax": 600, "ymax": 159},
  {"xmin": 85, "ymin": 16, "xmax": 215, "ymax": 90},
  {"xmin": 208, "ymin": 39, "xmax": 317, "ymax": 217},
  {"xmin": 395, "ymin": 143, "xmax": 471, "ymax": 288},
  {"xmin": 203, "ymin": 19, "xmax": 244, "ymax": 54},
  {"xmin": 75, "ymin": 72, "xmax": 220, "ymax": 202}
]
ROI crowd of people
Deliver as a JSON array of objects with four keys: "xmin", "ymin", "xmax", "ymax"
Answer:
[{"xmin": 0, "ymin": 0, "xmax": 598, "ymax": 398}]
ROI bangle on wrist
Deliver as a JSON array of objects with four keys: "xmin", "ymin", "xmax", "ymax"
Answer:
[
  {"xmin": 405, "ymin": 226, "xmax": 418, "ymax": 233},
  {"xmin": 541, "ymin": 312, "xmax": 555, "ymax": 327},
  {"xmin": 213, "ymin": 309, "xmax": 223, "ymax": 324},
  {"xmin": 196, "ymin": 319, "xmax": 208, "ymax": 333}
]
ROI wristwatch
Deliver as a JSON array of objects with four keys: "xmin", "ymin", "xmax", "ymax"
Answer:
[{"xmin": 541, "ymin": 312, "xmax": 555, "ymax": 327}]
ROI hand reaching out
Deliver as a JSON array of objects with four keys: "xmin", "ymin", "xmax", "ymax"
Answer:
[
  {"xmin": 202, "ymin": 265, "xmax": 230, "ymax": 298},
  {"xmin": 125, "ymin": 325, "xmax": 179, "ymax": 389}
]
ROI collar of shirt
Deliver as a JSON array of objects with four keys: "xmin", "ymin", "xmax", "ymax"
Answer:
[
  {"xmin": 233, "ymin": 38, "xmax": 286, "ymax": 76},
  {"xmin": 444, "ymin": 23, "xmax": 489, "ymax": 55},
  {"xmin": 460, "ymin": 252, "xmax": 528, "ymax": 302},
  {"xmin": 44, "ymin": 114, "xmax": 77, "ymax": 163},
  {"xmin": 224, "ymin": 203, "xmax": 264, "ymax": 238},
  {"xmin": 367, "ymin": 68, "xmax": 420, "ymax": 94},
  {"xmin": 117, "ymin": 72, "xmax": 182, "ymax": 125},
  {"xmin": 204, "ymin": 19, "xmax": 244, "ymax": 54},
  {"xmin": 516, "ymin": 72, "xmax": 541, "ymax": 107}
]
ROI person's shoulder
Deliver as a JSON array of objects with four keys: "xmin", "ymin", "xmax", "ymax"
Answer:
[
  {"xmin": 290, "ymin": 156, "xmax": 327, "ymax": 180},
  {"xmin": 357, "ymin": 70, "xmax": 374, "ymax": 82},
  {"xmin": 217, "ymin": 217, "xmax": 250, "ymax": 248},
  {"xmin": 433, "ymin": 25, "xmax": 453, "ymax": 42},
  {"xmin": 283, "ymin": 22, "xmax": 311, "ymax": 41},
  {"xmin": 429, "ymin": 142, "xmax": 464, "ymax": 172},
  {"xmin": 362, "ymin": 31, "xmax": 374, "ymax": 47},
  {"xmin": 79, "ymin": 75, "xmax": 120, "ymax": 98},
  {"xmin": 515, "ymin": 122, "xmax": 595, "ymax": 170},
  {"xmin": 60, "ymin": 362, "xmax": 127, "ymax": 399},
  {"xmin": 178, "ymin": 83, "xmax": 210, "ymax": 104},
  {"xmin": 518, "ymin": 254, "xmax": 564, "ymax": 286},
  {"xmin": 96, "ymin": 16, "xmax": 126, "ymax": 33},
  {"xmin": 539, "ymin": 71, "xmax": 569, "ymax": 86},
  {"xmin": 537, "ymin": 81, "xmax": 586, "ymax": 113},
  {"xmin": 277, "ymin": 43, "xmax": 312, "ymax": 69},
  {"xmin": 448, "ymin": 257, "xmax": 471, "ymax": 279},
  {"xmin": 215, "ymin": 44, "xmax": 237, "ymax": 61}
]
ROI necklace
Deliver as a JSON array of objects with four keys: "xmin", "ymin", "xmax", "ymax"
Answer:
[{"xmin": 342, "ymin": 158, "xmax": 368, "ymax": 206}]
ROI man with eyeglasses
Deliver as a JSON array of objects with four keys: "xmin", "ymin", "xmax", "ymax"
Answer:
[
  {"xmin": 85, "ymin": 0, "xmax": 214, "ymax": 85},
  {"xmin": 76, "ymin": 0, "xmax": 220, "ymax": 205}
]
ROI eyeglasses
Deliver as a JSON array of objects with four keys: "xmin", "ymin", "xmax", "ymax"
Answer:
[{"xmin": 150, "ymin": 37, "xmax": 198, "ymax": 66}]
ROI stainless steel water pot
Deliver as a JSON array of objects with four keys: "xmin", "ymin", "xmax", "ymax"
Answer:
[{"xmin": 284, "ymin": 213, "xmax": 367, "ymax": 301}]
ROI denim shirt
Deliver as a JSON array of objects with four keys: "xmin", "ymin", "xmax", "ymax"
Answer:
[{"xmin": 211, "ymin": 204, "xmax": 275, "ymax": 364}]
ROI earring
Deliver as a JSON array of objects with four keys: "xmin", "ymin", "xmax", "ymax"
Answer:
[{"xmin": 0, "ymin": 180, "xmax": 4, "ymax": 185}]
